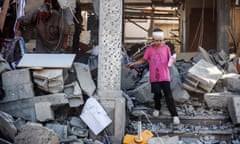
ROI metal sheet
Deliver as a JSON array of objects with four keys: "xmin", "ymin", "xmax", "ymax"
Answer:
[{"xmin": 17, "ymin": 54, "xmax": 76, "ymax": 69}]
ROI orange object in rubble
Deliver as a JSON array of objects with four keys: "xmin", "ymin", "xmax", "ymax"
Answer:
[{"xmin": 123, "ymin": 130, "xmax": 154, "ymax": 144}]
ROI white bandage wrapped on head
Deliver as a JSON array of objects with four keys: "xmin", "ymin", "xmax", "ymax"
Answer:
[{"xmin": 152, "ymin": 31, "xmax": 164, "ymax": 39}]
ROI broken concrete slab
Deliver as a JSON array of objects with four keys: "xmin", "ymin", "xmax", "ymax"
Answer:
[
  {"xmin": 0, "ymin": 55, "xmax": 11, "ymax": 74},
  {"xmin": 228, "ymin": 96, "xmax": 240, "ymax": 125},
  {"xmin": 46, "ymin": 123, "xmax": 68, "ymax": 141},
  {"xmin": 0, "ymin": 93, "xmax": 68, "ymax": 121},
  {"xmin": 1, "ymin": 69, "xmax": 35, "ymax": 103},
  {"xmin": 0, "ymin": 111, "xmax": 17, "ymax": 142},
  {"xmin": 127, "ymin": 82, "xmax": 154, "ymax": 104},
  {"xmin": 172, "ymin": 85, "xmax": 190, "ymax": 103},
  {"xmin": 223, "ymin": 76, "xmax": 240, "ymax": 92},
  {"xmin": 74, "ymin": 63, "xmax": 96, "ymax": 96},
  {"xmin": 14, "ymin": 123, "xmax": 59, "ymax": 144},
  {"xmin": 64, "ymin": 82, "xmax": 84, "ymax": 107},
  {"xmin": 33, "ymin": 69, "xmax": 64, "ymax": 93},
  {"xmin": 121, "ymin": 66, "xmax": 138, "ymax": 90},
  {"xmin": 148, "ymin": 135, "xmax": 179, "ymax": 144},
  {"xmin": 17, "ymin": 54, "xmax": 76, "ymax": 69},
  {"xmin": 182, "ymin": 59, "xmax": 223, "ymax": 93},
  {"xmin": 198, "ymin": 46, "xmax": 213, "ymax": 64},
  {"xmin": 70, "ymin": 127, "xmax": 88, "ymax": 138},
  {"xmin": 69, "ymin": 117, "xmax": 87, "ymax": 129},
  {"xmin": 204, "ymin": 92, "xmax": 238, "ymax": 109},
  {"xmin": 35, "ymin": 102, "xmax": 54, "ymax": 122}
]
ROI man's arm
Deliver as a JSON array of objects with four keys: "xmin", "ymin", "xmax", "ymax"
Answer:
[
  {"xmin": 62, "ymin": 34, "xmax": 68, "ymax": 49},
  {"xmin": 14, "ymin": 20, "xmax": 22, "ymax": 36}
]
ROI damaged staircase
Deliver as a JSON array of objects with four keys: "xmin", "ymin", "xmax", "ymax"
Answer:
[{"xmin": 127, "ymin": 107, "xmax": 236, "ymax": 143}]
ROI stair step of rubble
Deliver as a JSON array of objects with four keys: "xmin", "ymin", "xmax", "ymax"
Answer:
[
  {"xmin": 148, "ymin": 114, "xmax": 231, "ymax": 125},
  {"xmin": 127, "ymin": 114, "xmax": 235, "ymax": 142}
]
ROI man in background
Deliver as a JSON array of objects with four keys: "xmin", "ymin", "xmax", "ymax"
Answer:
[{"xmin": 15, "ymin": 3, "xmax": 68, "ymax": 53}]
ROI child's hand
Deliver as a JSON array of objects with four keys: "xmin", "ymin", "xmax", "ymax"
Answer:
[{"xmin": 126, "ymin": 63, "xmax": 134, "ymax": 68}]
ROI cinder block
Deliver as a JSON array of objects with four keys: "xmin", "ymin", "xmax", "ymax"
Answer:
[
  {"xmin": 228, "ymin": 96, "xmax": 240, "ymax": 125},
  {"xmin": 74, "ymin": 63, "xmax": 96, "ymax": 96},
  {"xmin": 183, "ymin": 59, "xmax": 222, "ymax": 93},
  {"xmin": 204, "ymin": 92, "xmax": 235, "ymax": 109},
  {"xmin": 35, "ymin": 102, "xmax": 54, "ymax": 122},
  {"xmin": 127, "ymin": 82, "xmax": 154, "ymax": 104},
  {"xmin": 46, "ymin": 124, "xmax": 68, "ymax": 140},
  {"xmin": 1, "ymin": 69, "xmax": 34, "ymax": 103},
  {"xmin": 0, "ymin": 93, "xmax": 68, "ymax": 121}
]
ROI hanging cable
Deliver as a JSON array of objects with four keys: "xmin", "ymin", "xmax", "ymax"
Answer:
[
  {"xmin": 189, "ymin": 0, "xmax": 205, "ymax": 50},
  {"xmin": 212, "ymin": 0, "xmax": 215, "ymax": 22},
  {"xmin": 199, "ymin": 0, "xmax": 205, "ymax": 46}
]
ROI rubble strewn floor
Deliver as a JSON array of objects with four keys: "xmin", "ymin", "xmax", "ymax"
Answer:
[
  {"xmin": 126, "ymin": 102, "xmax": 238, "ymax": 143},
  {"xmin": 1, "ymin": 48, "xmax": 240, "ymax": 143},
  {"xmin": 123, "ymin": 49, "xmax": 240, "ymax": 143}
]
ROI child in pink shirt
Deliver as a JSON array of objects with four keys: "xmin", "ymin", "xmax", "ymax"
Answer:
[{"xmin": 126, "ymin": 28, "xmax": 180, "ymax": 125}]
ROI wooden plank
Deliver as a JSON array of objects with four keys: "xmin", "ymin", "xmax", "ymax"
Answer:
[
  {"xmin": 17, "ymin": 54, "xmax": 76, "ymax": 69},
  {"xmin": 0, "ymin": 0, "xmax": 10, "ymax": 31}
]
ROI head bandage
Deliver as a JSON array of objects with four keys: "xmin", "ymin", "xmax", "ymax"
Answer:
[
  {"xmin": 39, "ymin": 4, "xmax": 50, "ymax": 12},
  {"xmin": 152, "ymin": 31, "xmax": 164, "ymax": 39}
]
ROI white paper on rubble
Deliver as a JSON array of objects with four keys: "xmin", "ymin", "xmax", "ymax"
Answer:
[{"xmin": 80, "ymin": 97, "xmax": 112, "ymax": 135}]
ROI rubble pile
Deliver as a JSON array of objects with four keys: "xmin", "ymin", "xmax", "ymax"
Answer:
[
  {"xmin": 123, "ymin": 47, "xmax": 240, "ymax": 143},
  {"xmin": 0, "ymin": 46, "xmax": 240, "ymax": 143},
  {"xmin": 0, "ymin": 54, "xmax": 107, "ymax": 144}
]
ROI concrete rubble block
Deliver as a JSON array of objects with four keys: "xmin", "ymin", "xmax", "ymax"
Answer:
[
  {"xmin": 183, "ymin": 59, "xmax": 223, "ymax": 93},
  {"xmin": 228, "ymin": 96, "xmax": 240, "ymax": 125},
  {"xmin": 1, "ymin": 68, "xmax": 34, "ymax": 103},
  {"xmin": 0, "ymin": 111, "xmax": 17, "ymax": 142},
  {"xmin": 148, "ymin": 135, "xmax": 179, "ymax": 144},
  {"xmin": 172, "ymin": 85, "xmax": 190, "ymax": 103},
  {"xmin": 198, "ymin": 46, "xmax": 213, "ymax": 64},
  {"xmin": 223, "ymin": 76, "xmax": 240, "ymax": 92},
  {"xmin": 69, "ymin": 117, "xmax": 87, "ymax": 128},
  {"xmin": 0, "ymin": 55, "xmax": 11, "ymax": 74},
  {"xmin": 33, "ymin": 69, "xmax": 64, "ymax": 93},
  {"xmin": 46, "ymin": 124, "xmax": 68, "ymax": 141},
  {"xmin": 227, "ymin": 61, "xmax": 238, "ymax": 73},
  {"xmin": 0, "ymin": 93, "xmax": 68, "ymax": 121},
  {"xmin": 121, "ymin": 66, "xmax": 138, "ymax": 90},
  {"xmin": 127, "ymin": 82, "xmax": 154, "ymax": 104},
  {"xmin": 70, "ymin": 127, "xmax": 88, "ymax": 138},
  {"xmin": 35, "ymin": 102, "xmax": 54, "ymax": 122},
  {"xmin": 204, "ymin": 92, "xmax": 236, "ymax": 109},
  {"xmin": 14, "ymin": 122, "xmax": 59, "ymax": 144},
  {"xmin": 64, "ymin": 81, "xmax": 84, "ymax": 107},
  {"xmin": 14, "ymin": 118, "xmax": 26, "ymax": 130},
  {"xmin": 74, "ymin": 62, "xmax": 96, "ymax": 96}
]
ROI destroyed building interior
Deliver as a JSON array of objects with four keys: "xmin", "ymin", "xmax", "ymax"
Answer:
[{"xmin": 1, "ymin": 0, "xmax": 240, "ymax": 144}]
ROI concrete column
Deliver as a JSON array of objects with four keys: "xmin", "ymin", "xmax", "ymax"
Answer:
[
  {"xmin": 97, "ymin": 0, "xmax": 125, "ymax": 142},
  {"xmin": 217, "ymin": 0, "xmax": 230, "ymax": 54},
  {"xmin": 98, "ymin": 0, "xmax": 122, "ymax": 92}
]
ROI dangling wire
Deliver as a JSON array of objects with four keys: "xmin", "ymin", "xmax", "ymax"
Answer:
[
  {"xmin": 190, "ymin": 0, "xmax": 205, "ymax": 50},
  {"xmin": 212, "ymin": 0, "xmax": 215, "ymax": 22},
  {"xmin": 198, "ymin": 0, "xmax": 205, "ymax": 46}
]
